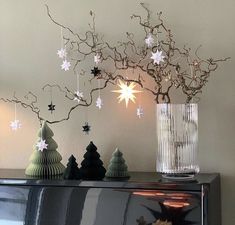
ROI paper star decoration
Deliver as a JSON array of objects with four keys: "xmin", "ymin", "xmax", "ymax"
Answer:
[
  {"xmin": 57, "ymin": 48, "xmax": 67, "ymax": 59},
  {"xmin": 36, "ymin": 139, "xmax": 48, "ymax": 152},
  {"xmin": 91, "ymin": 67, "xmax": 101, "ymax": 77},
  {"xmin": 61, "ymin": 59, "xmax": 71, "ymax": 71},
  {"xmin": 96, "ymin": 96, "xmax": 103, "ymax": 109},
  {"xmin": 145, "ymin": 33, "xmax": 154, "ymax": 48},
  {"xmin": 10, "ymin": 120, "xmax": 22, "ymax": 131},
  {"xmin": 112, "ymin": 80, "xmax": 141, "ymax": 107},
  {"xmin": 82, "ymin": 122, "xmax": 91, "ymax": 134},
  {"xmin": 48, "ymin": 102, "xmax": 55, "ymax": 114},
  {"xmin": 94, "ymin": 53, "xmax": 101, "ymax": 65},
  {"xmin": 137, "ymin": 106, "xmax": 144, "ymax": 118},
  {"xmin": 151, "ymin": 50, "xmax": 165, "ymax": 65},
  {"xmin": 74, "ymin": 91, "xmax": 84, "ymax": 103}
]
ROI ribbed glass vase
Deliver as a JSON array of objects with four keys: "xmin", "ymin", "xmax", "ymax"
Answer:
[{"xmin": 156, "ymin": 103, "xmax": 199, "ymax": 178}]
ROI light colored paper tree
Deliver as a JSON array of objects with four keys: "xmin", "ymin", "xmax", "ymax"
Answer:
[
  {"xmin": 105, "ymin": 148, "xmax": 130, "ymax": 178},
  {"xmin": 25, "ymin": 121, "xmax": 65, "ymax": 178}
]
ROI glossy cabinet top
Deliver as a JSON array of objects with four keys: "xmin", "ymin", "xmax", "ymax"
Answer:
[{"xmin": 0, "ymin": 169, "xmax": 219, "ymax": 191}]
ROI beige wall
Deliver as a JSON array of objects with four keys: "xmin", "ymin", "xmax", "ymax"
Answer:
[{"xmin": 0, "ymin": 0, "xmax": 234, "ymax": 224}]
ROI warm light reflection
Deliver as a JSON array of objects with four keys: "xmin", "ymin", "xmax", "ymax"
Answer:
[
  {"xmin": 133, "ymin": 191, "xmax": 166, "ymax": 197},
  {"xmin": 163, "ymin": 200, "xmax": 190, "ymax": 208},
  {"xmin": 112, "ymin": 80, "xmax": 141, "ymax": 107}
]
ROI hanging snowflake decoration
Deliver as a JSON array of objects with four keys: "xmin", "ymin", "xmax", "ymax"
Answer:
[
  {"xmin": 145, "ymin": 33, "xmax": 154, "ymax": 48},
  {"xmin": 94, "ymin": 53, "xmax": 101, "ymax": 65},
  {"xmin": 151, "ymin": 50, "xmax": 165, "ymax": 65},
  {"xmin": 74, "ymin": 91, "xmax": 84, "ymax": 103},
  {"xmin": 10, "ymin": 120, "xmax": 22, "ymax": 131},
  {"xmin": 61, "ymin": 59, "xmax": 71, "ymax": 71},
  {"xmin": 96, "ymin": 96, "xmax": 103, "ymax": 109},
  {"xmin": 36, "ymin": 139, "xmax": 48, "ymax": 152},
  {"xmin": 137, "ymin": 106, "xmax": 144, "ymax": 118},
  {"xmin": 57, "ymin": 48, "xmax": 67, "ymax": 59}
]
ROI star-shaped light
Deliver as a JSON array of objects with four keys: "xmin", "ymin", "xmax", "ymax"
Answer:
[
  {"xmin": 61, "ymin": 59, "xmax": 71, "ymax": 71},
  {"xmin": 151, "ymin": 50, "xmax": 165, "ymax": 65},
  {"xmin": 94, "ymin": 53, "xmax": 101, "ymax": 65},
  {"xmin": 57, "ymin": 48, "xmax": 67, "ymax": 59},
  {"xmin": 137, "ymin": 106, "xmax": 144, "ymax": 118},
  {"xmin": 74, "ymin": 90, "xmax": 84, "ymax": 103},
  {"xmin": 48, "ymin": 102, "xmax": 55, "ymax": 114},
  {"xmin": 96, "ymin": 96, "xmax": 103, "ymax": 109},
  {"xmin": 82, "ymin": 122, "xmax": 91, "ymax": 135},
  {"xmin": 112, "ymin": 80, "xmax": 141, "ymax": 107},
  {"xmin": 145, "ymin": 33, "xmax": 154, "ymax": 48},
  {"xmin": 91, "ymin": 67, "xmax": 101, "ymax": 77},
  {"xmin": 10, "ymin": 120, "xmax": 22, "ymax": 131},
  {"xmin": 36, "ymin": 139, "xmax": 48, "ymax": 152}
]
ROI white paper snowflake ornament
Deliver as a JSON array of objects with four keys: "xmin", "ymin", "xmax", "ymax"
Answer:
[
  {"xmin": 151, "ymin": 50, "xmax": 165, "ymax": 65},
  {"xmin": 96, "ymin": 96, "xmax": 103, "ymax": 109},
  {"xmin": 74, "ymin": 90, "xmax": 84, "ymax": 103},
  {"xmin": 94, "ymin": 53, "xmax": 101, "ymax": 65},
  {"xmin": 57, "ymin": 48, "xmax": 67, "ymax": 59},
  {"xmin": 137, "ymin": 106, "xmax": 144, "ymax": 118},
  {"xmin": 10, "ymin": 120, "xmax": 22, "ymax": 131},
  {"xmin": 36, "ymin": 139, "xmax": 48, "ymax": 152},
  {"xmin": 61, "ymin": 59, "xmax": 71, "ymax": 71},
  {"xmin": 145, "ymin": 33, "xmax": 154, "ymax": 48}
]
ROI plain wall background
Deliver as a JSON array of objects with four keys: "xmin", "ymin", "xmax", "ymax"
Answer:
[{"xmin": 0, "ymin": 0, "xmax": 234, "ymax": 224}]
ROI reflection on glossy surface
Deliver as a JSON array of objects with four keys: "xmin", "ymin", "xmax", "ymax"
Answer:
[
  {"xmin": 0, "ymin": 185, "xmax": 201, "ymax": 225},
  {"xmin": 0, "ymin": 220, "xmax": 24, "ymax": 225},
  {"xmin": 0, "ymin": 186, "xmax": 28, "ymax": 225}
]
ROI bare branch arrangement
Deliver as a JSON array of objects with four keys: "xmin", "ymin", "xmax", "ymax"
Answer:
[{"xmin": 0, "ymin": 3, "xmax": 229, "ymax": 125}]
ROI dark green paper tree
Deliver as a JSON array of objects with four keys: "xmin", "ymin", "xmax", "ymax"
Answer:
[
  {"xmin": 63, "ymin": 155, "xmax": 81, "ymax": 180},
  {"xmin": 80, "ymin": 141, "xmax": 106, "ymax": 180},
  {"xmin": 105, "ymin": 148, "xmax": 130, "ymax": 179},
  {"xmin": 25, "ymin": 121, "xmax": 65, "ymax": 178}
]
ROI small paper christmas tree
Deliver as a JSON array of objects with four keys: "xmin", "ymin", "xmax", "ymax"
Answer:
[
  {"xmin": 25, "ymin": 121, "xmax": 65, "ymax": 178},
  {"xmin": 63, "ymin": 155, "xmax": 81, "ymax": 180},
  {"xmin": 80, "ymin": 141, "xmax": 106, "ymax": 180},
  {"xmin": 105, "ymin": 148, "xmax": 130, "ymax": 178}
]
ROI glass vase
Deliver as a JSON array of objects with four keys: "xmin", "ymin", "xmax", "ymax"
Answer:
[{"xmin": 156, "ymin": 103, "xmax": 199, "ymax": 178}]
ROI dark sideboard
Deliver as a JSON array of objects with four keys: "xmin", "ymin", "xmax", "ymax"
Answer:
[{"xmin": 0, "ymin": 169, "xmax": 221, "ymax": 225}]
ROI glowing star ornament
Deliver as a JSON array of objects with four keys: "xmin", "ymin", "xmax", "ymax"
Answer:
[
  {"xmin": 96, "ymin": 96, "xmax": 103, "ymax": 109},
  {"xmin": 74, "ymin": 91, "xmax": 84, "ymax": 103},
  {"xmin": 112, "ymin": 80, "xmax": 141, "ymax": 107},
  {"xmin": 151, "ymin": 50, "xmax": 165, "ymax": 65},
  {"xmin": 137, "ymin": 106, "xmax": 144, "ymax": 118},
  {"xmin": 94, "ymin": 53, "xmax": 101, "ymax": 65},
  {"xmin": 10, "ymin": 120, "xmax": 22, "ymax": 131},
  {"xmin": 36, "ymin": 139, "xmax": 48, "ymax": 152},
  {"xmin": 57, "ymin": 48, "xmax": 67, "ymax": 59},
  {"xmin": 61, "ymin": 59, "xmax": 71, "ymax": 71},
  {"xmin": 145, "ymin": 33, "xmax": 154, "ymax": 48}
]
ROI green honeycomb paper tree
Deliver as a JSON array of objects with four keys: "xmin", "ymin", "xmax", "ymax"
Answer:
[
  {"xmin": 80, "ymin": 141, "xmax": 106, "ymax": 180},
  {"xmin": 25, "ymin": 121, "xmax": 65, "ymax": 178},
  {"xmin": 63, "ymin": 155, "xmax": 81, "ymax": 180},
  {"xmin": 105, "ymin": 148, "xmax": 130, "ymax": 179}
]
